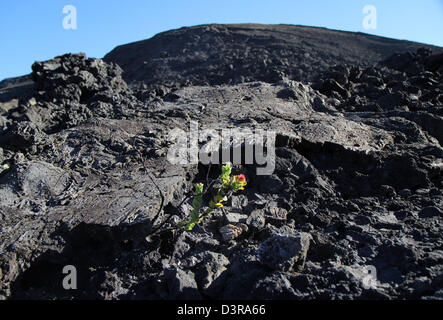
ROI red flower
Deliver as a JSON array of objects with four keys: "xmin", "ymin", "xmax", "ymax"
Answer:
[{"xmin": 237, "ymin": 174, "xmax": 246, "ymax": 183}]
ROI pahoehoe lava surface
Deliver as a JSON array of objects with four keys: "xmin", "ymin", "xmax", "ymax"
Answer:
[{"xmin": 0, "ymin": 24, "xmax": 442, "ymax": 300}]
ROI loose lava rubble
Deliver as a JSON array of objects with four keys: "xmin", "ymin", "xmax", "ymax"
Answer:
[{"xmin": 0, "ymin": 24, "xmax": 442, "ymax": 300}]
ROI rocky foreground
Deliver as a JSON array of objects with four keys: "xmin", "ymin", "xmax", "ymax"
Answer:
[{"xmin": 0, "ymin": 24, "xmax": 442, "ymax": 299}]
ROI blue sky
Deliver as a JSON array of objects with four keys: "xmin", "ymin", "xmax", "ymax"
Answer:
[{"xmin": 1, "ymin": 0, "xmax": 443, "ymax": 80}]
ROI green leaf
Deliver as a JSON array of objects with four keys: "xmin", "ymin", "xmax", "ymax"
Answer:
[
  {"xmin": 195, "ymin": 183, "xmax": 204, "ymax": 195},
  {"xmin": 190, "ymin": 208, "xmax": 200, "ymax": 220},
  {"xmin": 192, "ymin": 196, "xmax": 202, "ymax": 210},
  {"xmin": 186, "ymin": 222, "xmax": 195, "ymax": 231}
]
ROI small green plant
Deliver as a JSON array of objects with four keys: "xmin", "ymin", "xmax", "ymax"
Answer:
[
  {"xmin": 177, "ymin": 182, "xmax": 204, "ymax": 231},
  {"xmin": 178, "ymin": 163, "xmax": 247, "ymax": 231}
]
